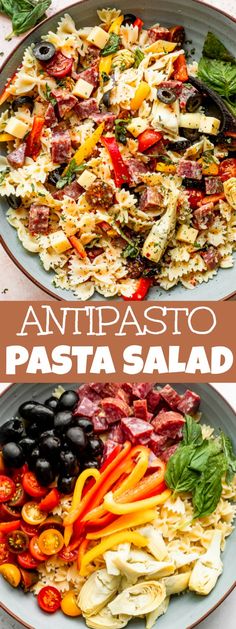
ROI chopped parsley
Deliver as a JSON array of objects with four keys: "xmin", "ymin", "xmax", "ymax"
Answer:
[
  {"xmin": 44, "ymin": 83, "xmax": 57, "ymax": 105},
  {"xmin": 56, "ymin": 160, "xmax": 86, "ymax": 189},
  {"xmin": 115, "ymin": 118, "xmax": 130, "ymax": 145}
]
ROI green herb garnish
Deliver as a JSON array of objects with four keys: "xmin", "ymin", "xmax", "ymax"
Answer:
[
  {"xmin": 0, "ymin": 168, "xmax": 10, "ymax": 185},
  {"xmin": 115, "ymin": 118, "xmax": 130, "ymax": 145},
  {"xmin": 101, "ymin": 71, "xmax": 110, "ymax": 83},
  {"xmin": 203, "ymin": 31, "xmax": 235, "ymax": 63},
  {"xmin": 133, "ymin": 47, "xmax": 145, "ymax": 68},
  {"xmin": 101, "ymin": 33, "xmax": 120, "ymax": 57},
  {"xmin": 0, "ymin": 0, "xmax": 52, "ymax": 38},
  {"xmin": 44, "ymin": 83, "xmax": 57, "ymax": 106},
  {"xmin": 198, "ymin": 32, "xmax": 236, "ymax": 117},
  {"xmin": 56, "ymin": 160, "xmax": 86, "ymax": 189}
]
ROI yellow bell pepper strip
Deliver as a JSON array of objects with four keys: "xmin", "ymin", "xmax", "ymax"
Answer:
[
  {"xmin": 86, "ymin": 509, "xmax": 157, "ymax": 540},
  {"xmin": 64, "ymin": 468, "xmax": 100, "ymax": 546},
  {"xmin": 63, "ymin": 122, "xmax": 105, "ymax": 174},
  {"xmin": 0, "ymin": 133, "xmax": 14, "ymax": 142},
  {"xmin": 99, "ymin": 15, "xmax": 124, "ymax": 83},
  {"xmin": 103, "ymin": 488, "xmax": 172, "ymax": 515},
  {"xmin": 109, "ymin": 15, "xmax": 124, "ymax": 34},
  {"xmin": 200, "ymin": 157, "xmax": 219, "ymax": 176},
  {"xmin": 77, "ymin": 538, "xmax": 89, "ymax": 571},
  {"xmin": 130, "ymin": 81, "xmax": 150, "ymax": 111},
  {"xmin": 79, "ymin": 531, "xmax": 147, "ymax": 576},
  {"xmin": 144, "ymin": 40, "xmax": 177, "ymax": 54},
  {"xmin": 114, "ymin": 446, "xmax": 149, "ymax": 497},
  {"xmin": 156, "ymin": 162, "xmax": 176, "ymax": 174}
]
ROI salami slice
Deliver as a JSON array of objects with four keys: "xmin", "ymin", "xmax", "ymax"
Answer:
[
  {"xmin": 140, "ymin": 187, "xmax": 163, "ymax": 211},
  {"xmin": 149, "ymin": 433, "xmax": 168, "ymax": 455},
  {"xmin": 177, "ymin": 159, "xmax": 202, "ymax": 180},
  {"xmin": 147, "ymin": 26, "xmax": 170, "ymax": 42},
  {"xmin": 125, "ymin": 158, "xmax": 149, "ymax": 186},
  {"xmin": 51, "ymin": 89, "xmax": 78, "ymax": 118},
  {"xmin": 133, "ymin": 399, "xmax": 148, "ymax": 421},
  {"xmin": 45, "ymin": 103, "xmax": 58, "ymax": 127},
  {"xmin": 161, "ymin": 444, "xmax": 179, "ymax": 462},
  {"xmin": 152, "ymin": 410, "xmax": 185, "ymax": 435},
  {"xmin": 74, "ymin": 98, "xmax": 100, "ymax": 120},
  {"xmin": 73, "ymin": 396, "xmax": 99, "ymax": 418},
  {"xmin": 146, "ymin": 389, "xmax": 161, "ymax": 413},
  {"xmin": 205, "ymin": 176, "xmax": 223, "ymax": 195},
  {"xmin": 28, "ymin": 204, "xmax": 49, "ymax": 234},
  {"xmin": 51, "ymin": 129, "xmax": 72, "ymax": 164},
  {"xmin": 109, "ymin": 423, "xmax": 125, "ymax": 443},
  {"xmin": 7, "ymin": 143, "xmax": 26, "ymax": 169},
  {"xmin": 92, "ymin": 413, "xmax": 108, "ymax": 433},
  {"xmin": 132, "ymin": 383, "xmax": 153, "ymax": 399},
  {"xmin": 159, "ymin": 385, "xmax": 181, "ymax": 410},
  {"xmin": 101, "ymin": 397, "xmax": 131, "ymax": 424},
  {"xmin": 201, "ymin": 246, "xmax": 221, "ymax": 270},
  {"xmin": 102, "ymin": 439, "xmax": 118, "ymax": 462},
  {"xmin": 193, "ymin": 203, "xmax": 215, "ymax": 230},
  {"xmin": 78, "ymin": 60, "xmax": 99, "ymax": 88},
  {"xmin": 53, "ymin": 181, "xmax": 82, "ymax": 201},
  {"xmin": 121, "ymin": 417, "xmax": 154, "ymax": 444}
]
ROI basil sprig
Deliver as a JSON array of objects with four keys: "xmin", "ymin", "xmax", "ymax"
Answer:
[
  {"xmin": 101, "ymin": 33, "xmax": 120, "ymax": 57},
  {"xmin": 198, "ymin": 31, "xmax": 236, "ymax": 117},
  {"xmin": 0, "ymin": 0, "xmax": 51, "ymax": 37}
]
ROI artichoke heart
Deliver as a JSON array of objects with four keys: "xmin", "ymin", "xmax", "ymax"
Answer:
[
  {"xmin": 142, "ymin": 198, "xmax": 177, "ymax": 263},
  {"xmin": 115, "ymin": 550, "xmax": 174, "ymax": 578},
  {"xmin": 146, "ymin": 596, "xmax": 170, "ymax": 629},
  {"xmin": 161, "ymin": 571, "xmax": 191, "ymax": 596},
  {"xmin": 136, "ymin": 526, "xmax": 168, "ymax": 561},
  {"xmin": 108, "ymin": 580, "xmax": 166, "ymax": 616},
  {"xmin": 189, "ymin": 530, "xmax": 223, "ymax": 596},
  {"xmin": 78, "ymin": 569, "xmax": 120, "ymax": 616},
  {"xmin": 85, "ymin": 605, "xmax": 131, "ymax": 629},
  {"xmin": 104, "ymin": 544, "xmax": 131, "ymax": 576}
]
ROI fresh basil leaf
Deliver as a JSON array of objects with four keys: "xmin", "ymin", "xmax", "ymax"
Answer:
[
  {"xmin": 12, "ymin": 1, "xmax": 51, "ymax": 35},
  {"xmin": 221, "ymin": 432, "xmax": 236, "ymax": 484},
  {"xmin": 56, "ymin": 159, "xmax": 86, "ymax": 189},
  {"xmin": 133, "ymin": 47, "xmax": 145, "ymax": 68},
  {"xmin": 203, "ymin": 31, "xmax": 235, "ymax": 63},
  {"xmin": 0, "ymin": 168, "xmax": 10, "ymax": 185},
  {"xmin": 198, "ymin": 57, "xmax": 236, "ymax": 100},
  {"xmin": 115, "ymin": 118, "xmax": 129, "ymax": 145},
  {"xmin": 0, "ymin": 0, "xmax": 15, "ymax": 17},
  {"xmin": 165, "ymin": 444, "xmax": 199, "ymax": 493},
  {"xmin": 182, "ymin": 415, "xmax": 203, "ymax": 447},
  {"xmin": 101, "ymin": 33, "xmax": 120, "ymax": 57},
  {"xmin": 189, "ymin": 439, "xmax": 222, "ymax": 472},
  {"xmin": 193, "ymin": 453, "xmax": 227, "ymax": 518}
]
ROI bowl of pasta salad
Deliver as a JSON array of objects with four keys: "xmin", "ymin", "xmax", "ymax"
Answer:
[
  {"xmin": 0, "ymin": 1, "xmax": 235, "ymax": 301},
  {"xmin": 0, "ymin": 382, "xmax": 235, "ymax": 629}
]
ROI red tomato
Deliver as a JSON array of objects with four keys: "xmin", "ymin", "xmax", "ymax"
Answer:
[
  {"xmin": 185, "ymin": 189, "xmax": 205, "ymax": 209},
  {"xmin": 219, "ymin": 158, "xmax": 236, "ymax": 182},
  {"xmin": 123, "ymin": 278, "xmax": 152, "ymax": 301},
  {"xmin": 0, "ymin": 540, "xmax": 14, "ymax": 565},
  {"xmin": 138, "ymin": 129, "xmax": 163, "ymax": 153},
  {"xmin": 0, "ymin": 503, "xmax": 21, "ymax": 521},
  {"xmin": 0, "ymin": 476, "xmax": 16, "ymax": 503},
  {"xmin": 17, "ymin": 550, "xmax": 39, "ymax": 569},
  {"xmin": 39, "ymin": 489, "xmax": 60, "ymax": 512},
  {"xmin": 133, "ymin": 17, "xmax": 144, "ymax": 30},
  {"xmin": 37, "ymin": 586, "xmax": 62, "ymax": 613},
  {"xmin": 8, "ymin": 484, "xmax": 26, "ymax": 508},
  {"xmin": 22, "ymin": 472, "xmax": 47, "ymax": 499},
  {"xmin": 43, "ymin": 51, "xmax": 73, "ymax": 78},
  {"xmin": 20, "ymin": 521, "xmax": 39, "ymax": 538},
  {"xmin": 12, "ymin": 465, "xmax": 28, "ymax": 484},
  {"xmin": 0, "ymin": 520, "xmax": 21, "ymax": 534},
  {"xmin": 58, "ymin": 546, "xmax": 78, "ymax": 562},
  {"xmin": 29, "ymin": 536, "xmax": 47, "ymax": 562}
]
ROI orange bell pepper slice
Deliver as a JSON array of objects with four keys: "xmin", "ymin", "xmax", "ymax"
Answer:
[
  {"xmin": 26, "ymin": 116, "xmax": 44, "ymax": 160},
  {"xmin": 64, "ymin": 468, "xmax": 100, "ymax": 546},
  {"xmin": 104, "ymin": 488, "xmax": 171, "ymax": 515},
  {"xmin": 197, "ymin": 192, "xmax": 225, "ymax": 206},
  {"xmin": 86, "ymin": 509, "xmax": 157, "ymax": 540},
  {"xmin": 69, "ymin": 236, "xmax": 87, "ymax": 259},
  {"xmin": 173, "ymin": 54, "xmax": 188, "ymax": 82},
  {"xmin": 79, "ymin": 531, "xmax": 147, "ymax": 576},
  {"xmin": 77, "ymin": 538, "xmax": 89, "ymax": 571}
]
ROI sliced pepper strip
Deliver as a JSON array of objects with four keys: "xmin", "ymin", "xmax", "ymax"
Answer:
[
  {"xmin": 86, "ymin": 509, "xmax": 157, "ymax": 540},
  {"xmin": 64, "ymin": 468, "xmax": 100, "ymax": 546},
  {"xmin": 103, "ymin": 488, "xmax": 172, "ymax": 515},
  {"xmin": 26, "ymin": 116, "xmax": 44, "ymax": 160},
  {"xmin": 77, "ymin": 538, "xmax": 89, "ymax": 571},
  {"xmin": 0, "ymin": 133, "xmax": 14, "ymax": 142},
  {"xmin": 69, "ymin": 236, "xmax": 87, "ymax": 259},
  {"xmin": 64, "ymin": 122, "xmax": 105, "ymax": 173},
  {"xmin": 101, "ymin": 135, "xmax": 130, "ymax": 187},
  {"xmin": 130, "ymin": 81, "xmax": 150, "ymax": 111},
  {"xmin": 82, "ymin": 445, "xmax": 122, "ymax": 497},
  {"xmin": 173, "ymin": 54, "xmax": 188, "ymax": 82},
  {"xmin": 99, "ymin": 15, "xmax": 124, "ymax": 82},
  {"xmin": 197, "ymin": 192, "xmax": 225, "ymax": 206},
  {"xmin": 109, "ymin": 15, "xmax": 124, "ymax": 34},
  {"xmin": 79, "ymin": 531, "xmax": 147, "ymax": 576}
]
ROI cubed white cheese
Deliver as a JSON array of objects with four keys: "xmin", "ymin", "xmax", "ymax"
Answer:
[
  {"xmin": 126, "ymin": 117, "xmax": 149, "ymax": 137},
  {"xmin": 50, "ymin": 230, "xmax": 72, "ymax": 254},
  {"xmin": 198, "ymin": 114, "xmax": 220, "ymax": 135},
  {"xmin": 72, "ymin": 78, "xmax": 94, "ymax": 99},
  {"xmin": 179, "ymin": 113, "xmax": 202, "ymax": 129},
  {"xmin": 5, "ymin": 117, "xmax": 28, "ymax": 139},
  {"xmin": 87, "ymin": 26, "xmax": 110, "ymax": 49},
  {"xmin": 176, "ymin": 224, "xmax": 198, "ymax": 244},
  {"xmin": 77, "ymin": 169, "xmax": 97, "ymax": 189}
]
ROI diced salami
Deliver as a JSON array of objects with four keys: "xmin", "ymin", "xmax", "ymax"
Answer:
[
  {"xmin": 121, "ymin": 417, "xmax": 154, "ymax": 444},
  {"xmin": 159, "ymin": 80, "xmax": 183, "ymax": 98},
  {"xmin": 161, "ymin": 444, "xmax": 179, "ymax": 462},
  {"xmin": 125, "ymin": 158, "xmax": 149, "ymax": 186},
  {"xmin": 53, "ymin": 180, "xmax": 82, "ymax": 201},
  {"xmin": 133, "ymin": 399, "xmax": 148, "ymax": 421},
  {"xmin": 177, "ymin": 159, "xmax": 202, "ymax": 180},
  {"xmin": 179, "ymin": 85, "xmax": 198, "ymax": 109},
  {"xmin": 149, "ymin": 433, "xmax": 168, "ymax": 455},
  {"xmin": 77, "ymin": 384, "xmax": 101, "ymax": 403},
  {"xmin": 74, "ymin": 98, "xmax": 99, "ymax": 120},
  {"xmin": 177, "ymin": 389, "xmax": 201, "ymax": 415},
  {"xmin": 51, "ymin": 89, "xmax": 78, "ymax": 118},
  {"xmin": 120, "ymin": 383, "xmax": 133, "ymax": 404},
  {"xmin": 205, "ymin": 176, "xmax": 223, "ymax": 195},
  {"xmin": 92, "ymin": 412, "xmax": 108, "ymax": 433},
  {"xmin": 51, "ymin": 129, "xmax": 72, "ymax": 164},
  {"xmin": 102, "ymin": 439, "xmax": 118, "ymax": 462},
  {"xmin": 28, "ymin": 204, "xmax": 50, "ymax": 234},
  {"xmin": 139, "ymin": 186, "xmax": 163, "ymax": 211},
  {"xmin": 201, "ymin": 246, "xmax": 221, "ymax": 270},
  {"xmin": 90, "ymin": 383, "xmax": 107, "ymax": 394},
  {"xmin": 73, "ymin": 396, "xmax": 99, "ymax": 418},
  {"xmin": 193, "ymin": 202, "xmax": 215, "ymax": 230},
  {"xmin": 7, "ymin": 143, "xmax": 26, "ymax": 169},
  {"xmin": 45, "ymin": 103, "xmax": 58, "ymax": 127},
  {"xmin": 146, "ymin": 389, "xmax": 161, "ymax": 413},
  {"xmin": 78, "ymin": 60, "xmax": 99, "ymax": 88},
  {"xmin": 152, "ymin": 410, "xmax": 185, "ymax": 435},
  {"xmin": 91, "ymin": 112, "xmax": 116, "ymax": 130},
  {"xmin": 109, "ymin": 423, "xmax": 125, "ymax": 443},
  {"xmin": 132, "ymin": 383, "xmax": 153, "ymax": 399},
  {"xmin": 101, "ymin": 397, "xmax": 131, "ymax": 424},
  {"xmin": 159, "ymin": 385, "xmax": 181, "ymax": 410},
  {"xmin": 147, "ymin": 26, "xmax": 170, "ymax": 43}
]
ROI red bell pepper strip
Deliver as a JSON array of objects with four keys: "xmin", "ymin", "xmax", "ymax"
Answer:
[
  {"xmin": 133, "ymin": 17, "xmax": 144, "ymax": 30},
  {"xmin": 0, "ymin": 520, "xmax": 21, "ymax": 534},
  {"xmin": 173, "ymin": 54, "xmax": 188, "ymax": 81},
  {"xmin": 197, "ymin": 192, "xmax": 225, "ymax": 206},
  {"xmin": 138, "ymin": 130, "xmax": 163, "ymax": 153},
  {"xmin": 123, "ymin": 278, "xmax": 152, "ymax": 301},
  {"xmin": 39, "ymin": 489, "xmax": 60, "ymax": 512},
  {"xmin": 77, "ymin": 538, "xmax": 89, "ymax": 570},
  {"xmin": 101, "ymin": 136, "xmax": 130, "ymax": 187},
  {"xmin": 82, "ymin": 444, "xmax": 122, "ymax": 498},
  {"xmin": 26, "ymin": 116, "xmax": 44, "ymax": 160}
]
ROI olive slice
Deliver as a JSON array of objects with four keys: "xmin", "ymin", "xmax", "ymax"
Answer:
[
  {"xmin": 123, "ymin": 14, "xmax": 137, "ymax": 25},
  {"xmin": 181, "ymin": 127, "xmax": 201, "ymax": 142},
  {"xmin": 157, "ymin": 87, "xmax": 177, "ymax": 104},
  {"xmin": 12, "ymin": 96, "xmax": 34, "ymax": 113},
  {"xmin": 4, "ymin": 195, "xmax": 21, "ymax": 210},
  {"xmin": 186, "ymin": 93, "xmax": 203, "ymax": 113},
  {"xmin": 33, "ymin": 41, "xmax": 56, "ymax": 62},
  {"xmin": 47, "ymin": 165, "xmax": 65, "ymax": 187}
]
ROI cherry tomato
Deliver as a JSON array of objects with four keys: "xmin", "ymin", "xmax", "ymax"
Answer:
[
  {"xmin": 219, "ymin": 158, "xmax": 236, "ymax": 182},
  {"xmin": 7, "ymin": 530, "xmax": 29, "ymax": 554},
  {"xmin": 19, "ymin": 567, "xmax": 39, "ymax": 592},
  {"xmin": 0, "ymin": 520, "xmax": 21, "ymax": 534},
  {"xmin": 21, "ymin": 502, "xmax": 47, "ymax": 526},
  {"xmin": 0, "ymin": 541, "xmax": 14, "ymax": 565},
  {"xmin": 138, "ymin": 129, "xmax": 163, "ymax": 153},
  {"xmin": 38, "ymin": 585, "xmax": 62, "ymax": 613},
  {"xmin": 169, "ymin": 25, "xmax": 185, "ymax": 46},
  {"xmin": 133, "ymin": 17, "xmax": 144, "ymax": 30},
  {"xmin": 61, "ymin": 591, "xmax": 81, "ymax": 617},
  {"xmin": 22, "ymin": 472, "xmax": 47, "ymax": 499},
  {"xmin": 38, "ymin": 515, "xmax": 63, "ymax": 534},
  {"xmin": 0, "ymin": 476, "xmax": 16, "ymax": 503},
  {"xmin": 185, "ymin": 188, "xmax": 205, "ymax": 209},
  {"xmin": 11, "ymin": 465, "xmax": 28, "ymax": 484},
  {"xmin": 17, "ymin": 551, "xmax": 39, "ymax": 570},
  {"xmin": 43, "ymin": 51, "xmax": 73, "ymax": 78},
  {"xmin": 58, "ymin": 546, "xmax": 78, "ymax": 562},
  {"xmin": 8, "ymin": 484, "xmax": 26, "ymax": 508},
  {"xmin": 38, "ymin": 529, "xmax": 64, "ymax": 556},
  {"xmin": 20, "ymin": 520, "xmax": 39, "ymax": 538},
  {"xmin": 0, "ymin": 563, "xmax": 21, "ymax": 587},
  {"xmin": 29, "ymin": 536, "xmax": 47, "ymax": 562},
  {"xmin": 0, "ymin": 503, "xmax": 21, "ymax": 521},
  {"xmin": 39, "ymin": 489, "xmax": 60, "ymax": 512}
]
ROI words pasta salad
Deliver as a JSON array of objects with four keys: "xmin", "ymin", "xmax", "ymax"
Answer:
[
  {"xmin": 0, "ymin": 383, "xmax": 236, "ymax": 627},
  {"xmin": 0, "ymin": 8, "xmax": 236, "ymax": 299}
]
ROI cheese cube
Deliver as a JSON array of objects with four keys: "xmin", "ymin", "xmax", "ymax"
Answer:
[
  {"xmin": 87, "ymin": 26, "xmax": 110, "ymax": 49},
  {"xmin": 50, "ymin": 230, "xmax": 72, "ymax": 254},
  {"xmin": 198, "ymin": 114, "xmax": 220, "ymax": 136},
  {"xmin": 126, "ymin": 117, "xmax": 149, "ymax": 137},
  {"xmin": 77, "ymin": 169, "xmax": 97, "ymax": 189},
  {"xmin": 73, "ymin": 78, "xmax": 94, "ymax": 99},
  {"xmin": 176, "ymin": 224, "xmax": 198, "ymax": 244},
  {"xmin": 5, "ymin": 117, "xmax": 28, "ymax": 139},
  {"xmin": 179, "ymin": 113, "xmax": 202, "ymax": 129}
]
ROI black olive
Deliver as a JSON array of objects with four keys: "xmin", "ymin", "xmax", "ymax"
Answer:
[
  {"xmin": 82, "ymin": 459, "xmax": 100, "ymax": 470},
  {"xmin": 28, "ymin": 446, "xmax": 40, "ymax": 471},
  {"xmin": 12, "ymin": 96, "xmax": 34, "ymax": 113},
  {"xmin": 18, "ymin": 401, "xmax": 38, "ymax": 422},
  {"xmin": 47, "ymin": 165, "xmax": 65, "ymax": 187},
  {"xmin": 18, "ymin": 437, "xmax": 35, "ymax": 456},
  {"xmin": 35, "ymin": 458, "xmax": 54, "ymax": 486},
  {"xmin": 26, "ymin": 422, "xmax": 41, "ymax": 439},
  {"xmin": 0, "ymin": 419, "xmax": 26, "ymax": 445},
  {"xmin": 101, "ymin": 90, "xmax": 111, "ymax": 109},
  {"xmin": 27, "ymin": 404, "xmax": 55, "ymax": 428},
  {"xmin": 40, "ymin": 435, "xmax": 61, "ymax": 460},
  {"xmin": 76, "ymin": 418, "xmax": 94, "ymax": 435},
  {"xmin": 122, "ymin": 13, "xmax": 136, "ymax": 25},
  {"xmin": 57, "ymin": 475, "xmax": 76, "ymax": 494},
  {"xmin": 56, "ymin": 390, "xmax": 79, "ymax": 412},
  {"xmin": 88, "ymin": 437, "xmax": 104, "ymax": 457},
  {"xmin": 182, "ymin": 177, "xmax": 205, "ymax": 190},
  {"xmin": 5, "ymin": 195, "xmax": 22, "ymax": 209},
  {"xmin": 59, "ymin": 450, "xmax": 79, "ymax": 476},
  {"xmin": 44, "ymin": 396, "xmax": 58, "ymax": 410},
  {"xmin": 66, "ymin": 426, "xmax": 87, "ymax": 454},
  {"xmin": 40, "ymin": 430, "xmax": 55, "ymax": 441},
  {"xmin": 157, "ymin": 87, "xmax": 177, "ymax": 104},
  {"xmin": 167, "ymin": 138, "xmax": 191, "ymax": 151},
  {"xmin": 2, "ymin": 442, "xmax": 25, "ymax": 468},
  {"xmin": 181, "ymin": 127, "xmax": 200, "ymax": 142},
  {"xmin": 33, "ymin": 41, "xmax": 56, "ymax": 62},
  {"xmin": 186, "ymin": 93, "xmax": 203, "ymax": 113},
  {"xmin": 54, "ymin": 411, "xmax": 73, "ymax": 434}
]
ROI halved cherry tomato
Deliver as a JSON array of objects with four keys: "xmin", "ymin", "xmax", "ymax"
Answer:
[
  {"xmin": 173, "ymin": 53, "xmax": 188, "ymax": 81},
  {"xmin": 29, "ymin": 536, "xmax": 47, "ymax": 562},
  {"xmin": 38, "ymin": 585, "xmax": 62, "ymax": 613},
  {"xmin": 21, "ymin": 502, "xmax": 47, "ymax": 526},
  {"xmin": 0, "ymin": 562, "xmax": 21, "ymax": 587},
  {"xmin": 12, "ymin": 465, "xmax": 28, "ymax": 484},
  {"xmin": 8, "ymin": 484, "xmax": 26, "ymax": 508},
  {"xmin": 0, "ymin": 520, "xmax": 21, "ymax": 534},
  {"xmin": 43, "ymin": 51, "xmax": 73, "ymax": 78},
  {"xmin": 219, "ymin": 158, "xmax": 236, "ymax": 182},
  {"xmin": 0, "ymin": 476, "xmax": 16, "ymax": 503},
  {"xmin": 20, "ymin": 520, "xmax": 39, "ymax": 538},
  {"xmin": 39, "ymin": 489, "xmax": 60, "ymax": 512},
  {"xmin": 22, "ymin": 472, "xmax": 47, "ymax": 499},
  {"xmin": 0, "ymin": 541, "xmax": 14, "ymax": 565},
  {"xmin": 185, "ymin": 189, "xmax": 205, "ymax": 209},
  {"xmin": 7, "ymin": 530, "xmax": 29, "ymax": 554},
  {"xmin": 38, "ymin": 515, "xmax": 63, "ymax": 534},
  {"xmin": 20, "ymin": 568, "xmax": 39, "ymax": 592},
  {"xmin": 0, "ymin": 503, "xmax": 21, "ymax": 521},
  {"xmin": 138, "ymin": 129, "xmax": 163, "ymax": 153},
  {"xmin": 38, "ymin": 529, "xmax": 64, "ymax": 556},
  {"xmin": 17, "ymin": 551, "xmax": 39, "ymax": 570},
  {"xmin": 169, "ymin": 25, "xmax": 185, "ymax": 46},
  {"xmin": 61, "ymin": 591, "xmax": 81, "ymax": 617},
  {"xmin": 59, "ymin": 546, "xmax": 78, "ymax": 562},
  {"xmin": 133, "ymin": 17, "xmax": 144, "ymax": 30}
]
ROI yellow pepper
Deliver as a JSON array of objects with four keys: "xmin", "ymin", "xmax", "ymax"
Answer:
[
  {"xmin": 0, "ymin": 132, "xmax": 14, "ymax": 142},
  {"xmin": 130, "ymin": 81, "xmax": 150, "ymax": 111},
  {"xmin": 156, "ymin": 162, "xmax": 177, "ymax": 174},
  {"xmin": 86, "ymin": 509, "xmax": 157, "ymax": 540},
  {"xmin": 103, "ymin": 488, "xmax": 172, "ymax": 515},
  {"xmin": 64, "ymin": 468, "xmax": 100, "ymax": 546},
  {"xmin": 64, "ymin": 122, "xmax": 105, "ymax": 174},
  {"xmin": 99, "ymin": 14, "xmax": 124, "ymax": 82},
  {"xmin": 79, "ymin": 531, "xmax": 147, "ymax": 576},
  {"xmin": 109, "ymin": 15, "xmax": 124, "ymax": 34},
  {"xmin": 115, "ymin": 446, "xmax": 149, "ymax": 497},
  {"xmin": 200, "ymin": 157, "xmax": 219, "ymax": 176},
  {"xmin": 144, "ymin": 40, "xmax": 177, "ymax": 54}
]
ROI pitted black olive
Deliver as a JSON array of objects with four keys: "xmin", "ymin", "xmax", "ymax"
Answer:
[
  {"xmin": 5, "ymin": 195, "xmax": 22, "ymax": 210},
  {"xmin": 33, "ymin": 41, "xmax": 56, "ymax": 62},
  {"xmin": 157, "ymin": 87, "xmax": 177, "ymax": 104},
  {"xmin": 12, "ymin": 96, "xmax": 34, "ymax": 113},
  {"xmin": 186, "ymin": 93, "xmax": 203, "ymax": 113},
  {"xmin": 122, "ymin": 14, "xmax": 137, "ymax": 25}
]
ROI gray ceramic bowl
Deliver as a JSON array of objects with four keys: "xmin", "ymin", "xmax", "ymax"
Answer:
[
  {"xmin": 0, "ymin": 383, "xmax": 235, "ymax": 629},
  {"xmin": 0, "ymin": 0, "xmax": 236, "ymax": 301}
]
